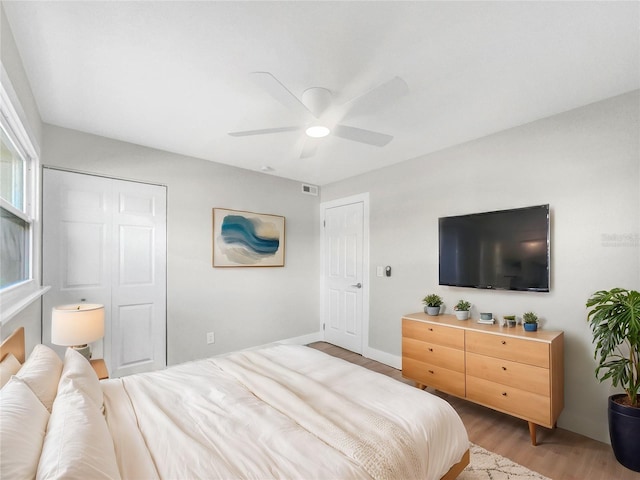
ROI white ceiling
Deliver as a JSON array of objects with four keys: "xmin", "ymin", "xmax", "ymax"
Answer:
[{"xmin": 4, "ymin": 1, "xmax": 639, "ymax": 186}]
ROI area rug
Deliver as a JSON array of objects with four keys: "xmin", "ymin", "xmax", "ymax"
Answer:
[{"xmin": 458, "ymin": 443, "xmax": 551, "ymax": 480}]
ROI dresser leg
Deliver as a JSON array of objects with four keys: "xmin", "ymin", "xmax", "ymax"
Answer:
[
  {"xmin": 415, "ymin": 382, "xmax": 426, "ymax": 390},
  {"xmin": 528, "ymin": 422, "xmax": 537, "ymax": 446}
]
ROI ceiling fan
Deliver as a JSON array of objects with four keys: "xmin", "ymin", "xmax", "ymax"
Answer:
[{"xmin": 228, "ymin": 72, "xmax": 409, "ymax": 159}]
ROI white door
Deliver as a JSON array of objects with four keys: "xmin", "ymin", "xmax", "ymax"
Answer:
[
  {"xmin": 43, "ymin": 168, "xmax": 166, "ymax": 377},
  {"xmin": 321, "ymin": 196, "xmax": 368, "ymax": 353}
]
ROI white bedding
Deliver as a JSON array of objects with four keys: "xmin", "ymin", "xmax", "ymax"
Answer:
[{"xmin": 102, "ymin": 345, "xmax": 468, "ymax": 480}]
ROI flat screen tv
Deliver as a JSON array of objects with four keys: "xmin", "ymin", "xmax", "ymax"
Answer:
[{"xmin": 439, "ymin": 204, "xmax": 550, "ymax": 292}]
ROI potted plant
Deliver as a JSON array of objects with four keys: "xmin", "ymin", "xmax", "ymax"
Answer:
[
  {"xmin": 454, "ymin": 300, "xmax": 471, "ymax": 320},
  {"xmin": 522, "ymin": 312, "xmax": 538, "ymax": 331},
  {"xmin": 586, "ymin": 288, "xmax": 640, "ymax": 472},
  {"xmin": 503, "ymin": 315, "xmax": 517, "ymax": 328},
  {"xmin": 422, "ymin": 294, "xmax": 443, "ymax": 315}
]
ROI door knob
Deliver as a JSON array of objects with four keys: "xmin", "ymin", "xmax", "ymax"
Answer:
[{"xmin": 351, "ymin": 283, "xmax": 362, "ymax": 288}]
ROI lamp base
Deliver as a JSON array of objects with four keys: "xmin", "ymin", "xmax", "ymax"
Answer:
[{"xmin": 70, "ymin": 344, "xmax": 91, "ymax": 360}]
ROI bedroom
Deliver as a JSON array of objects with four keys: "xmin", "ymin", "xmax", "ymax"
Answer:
[{"xmin": 0, "ymin": 1, "xmax": 638, "ymax": 479}]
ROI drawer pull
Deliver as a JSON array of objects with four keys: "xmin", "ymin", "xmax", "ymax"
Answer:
[
  {"xmin": 502, "ymin": 392, "xmax": 508, "ymax": 396},
  {"xmin": 501, "ymin": 340, "xmax": 506, "ymax": 345},
  {"xmin": 428, "ymin": 327, "xmax": 434, "ymax": 331},
  {"xmin": 502, "ymin": 366, "xmax": 507, "ymax": 371},
  {"xmin": 428, "ymin": 370, "xmax": 434, "ymax": 374},
  {"xmin": 428, "ymin": 348, "xmax": 433, "ymax": 352}
]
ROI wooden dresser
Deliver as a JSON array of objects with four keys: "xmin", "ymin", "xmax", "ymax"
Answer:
[{"xmin": 402, "ymin": 312, "xmax": 564, "ymax": 445}]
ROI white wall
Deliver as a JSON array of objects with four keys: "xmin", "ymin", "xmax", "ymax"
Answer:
[
  {"xmin": 321, "ymin": 90, "xmax": 640, "ymax": 443},
  {"xmin": 42, "ymin": 124, "xmax": 321, "ymax": 365}
]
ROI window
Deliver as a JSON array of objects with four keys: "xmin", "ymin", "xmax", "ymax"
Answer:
[
  {"xmin": 0, "ymin": 70, "xmax": 46, "ymax": 324},
  {"xmin": 1, "ymin": 125, "xmax": 30, "ymax": 289}
]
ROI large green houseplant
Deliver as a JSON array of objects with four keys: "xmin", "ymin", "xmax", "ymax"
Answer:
[{"xmin": 586, "ymin": 288, "xmax": 640, "ymax": 472}]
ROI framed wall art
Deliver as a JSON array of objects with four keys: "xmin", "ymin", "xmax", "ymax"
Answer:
[{"xmin": 212, "ymin": 208, "xmax": 285, "ymax": 267}]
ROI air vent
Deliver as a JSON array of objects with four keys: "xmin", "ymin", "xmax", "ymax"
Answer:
[{"xmin": 301, "ymin": 184, "xmax": 318, "ymax": 196}]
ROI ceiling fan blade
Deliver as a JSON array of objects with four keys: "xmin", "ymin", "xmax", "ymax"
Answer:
[
  {"xmin": 333, "ymin": 125, "xmax": 393, "ymax": 147},
  {"xmin": 228, "ymin": 126, "xmax": 301, "ymax": 137},
  {"xmin": 300, "ymin": 138, "xmax": 319, "ymax": 159},
  {"xmin": 343, "ymin": 76, "xmax": 409, "ymax": 116},
  {"xmin": 250, "ymin": 72, "xmax": 315, "ymax": 118}
]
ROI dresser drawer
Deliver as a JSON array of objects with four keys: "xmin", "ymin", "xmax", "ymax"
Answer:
[
  {"xmin": 466, "ymin": 376, "xmax": 551, "ymax": 426},
  {"xmin": 466, "ymin": 331, "xmax": 549, "ymax": 368},
  {"xmin": 402, "ymin": 357, "xmax": 466, "ymax": 397},
  {"xmin": 466, "ymin": 352, "xmax": 550, "ymax": 396},
  {"xmin": 402, "ymin": 319, "xmax": 464, "ymax": 349},
  {"xmin": 403, "ymin": 337, "xmax": 465, "ymax": 372}
]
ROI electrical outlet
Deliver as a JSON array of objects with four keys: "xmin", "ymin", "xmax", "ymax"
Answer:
[
  {"xmin": 206, "ymin": 331, "xmax": 215, "ymax": 344},
  {"xmin": 376, "ymin": 266, "xmax": 383, "ymax": 277}
]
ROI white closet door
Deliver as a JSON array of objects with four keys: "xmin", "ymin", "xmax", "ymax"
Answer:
[
  {"xmin": 43, "ymin": 168, "xmax": 166, "ymax": 377},
  {"xmin": 110, "ymin": 179, "xmax": 166, "ymax": 377},
  {"xmin": 42, "ymin": 170, "xmax": 111, "ymax": 358}
]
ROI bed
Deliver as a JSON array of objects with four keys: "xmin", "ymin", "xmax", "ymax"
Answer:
[{"xmin": 0, "ymin": 327, "xmax": 470, "ymax": 479}]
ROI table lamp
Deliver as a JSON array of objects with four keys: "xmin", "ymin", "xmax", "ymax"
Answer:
[{"xmin": 51, "ymin": 304, "xmax": 105, "ymax": 360}]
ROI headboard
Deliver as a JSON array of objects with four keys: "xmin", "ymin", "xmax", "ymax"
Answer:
[{"xmin": 0, "ymin": 327, "xmax": 26, "ymax": 363}]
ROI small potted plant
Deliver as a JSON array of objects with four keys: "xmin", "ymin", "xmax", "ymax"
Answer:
[
  {"xmin": 422, "ymin": 294, "xmax": 443, "ymax": 315},
  {"xmin": 454, "ymin": 300, "xmax": 471, "ymax": 320},
  {"xmin": 522, "ymin": 311, "xmax": 538, "ymax": 331},
  {"xmin": 503, "ymin": 315, "xmax": 517, "ymax": 328}
]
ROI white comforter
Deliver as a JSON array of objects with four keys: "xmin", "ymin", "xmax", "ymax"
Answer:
[{"xmin": 102, "ymin": 345, "xmax": 468, "ymax": 480}]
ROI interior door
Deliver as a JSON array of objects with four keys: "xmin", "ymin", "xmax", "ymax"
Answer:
[
  {"xmin": 322, "ymin": 199, "xmax": 365, "ymax": 353},
  {"xmin": 42, "ymin": 168, "xmax": 166, "ymax": 377}
]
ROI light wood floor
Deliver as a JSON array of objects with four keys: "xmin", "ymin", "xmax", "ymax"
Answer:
[{"xmin": 308, "ymin": 342, "xmax": 639, "ymax": 480}]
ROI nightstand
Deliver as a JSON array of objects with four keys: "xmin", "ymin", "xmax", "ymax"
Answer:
[{"xmin": 90, "ymin": 358, "xmax": 109, "ymax": 380}]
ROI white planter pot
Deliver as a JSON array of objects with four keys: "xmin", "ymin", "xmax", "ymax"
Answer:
[{"xmin": 455, "ymin": 310, "xmax": 470, "ymax": 320}]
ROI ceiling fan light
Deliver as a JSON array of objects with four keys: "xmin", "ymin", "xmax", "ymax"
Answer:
[{"xmin": 305, "ymin": 125, "xmax": 330, "ymax": 138}]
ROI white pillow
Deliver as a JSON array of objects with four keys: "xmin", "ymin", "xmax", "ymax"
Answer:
[
  {"xmin": 0, "ymin": 353, "xmax": 22, "ymax": 388},
  {"xmin": 0, "ymin": 376, "xmax": 51, "ymax": 480},
  {"xmin": 17, "ymin": 344, "xmax": 63, "ymax": 412},
  {"xmin": 36, "ymin": 386, "xmax": 121, "ymax": 480},
  {"xmin": 58, "ymin": 347, "xmax": 103, "ymax": 409}
]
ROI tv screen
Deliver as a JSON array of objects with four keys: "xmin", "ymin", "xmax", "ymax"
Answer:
[{"xmin": 439, "ymin": 204, "xmax": 550, "ymax": 292}]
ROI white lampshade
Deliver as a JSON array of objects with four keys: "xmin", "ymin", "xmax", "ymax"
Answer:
[{"xmin": 51, "ymin": 304, "xmax": 105, "ymax": 346}]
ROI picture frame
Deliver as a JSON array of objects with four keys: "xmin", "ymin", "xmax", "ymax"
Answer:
[{"xmin": 212, "ymin": 208, "xmax": 285, "ymax": 267}]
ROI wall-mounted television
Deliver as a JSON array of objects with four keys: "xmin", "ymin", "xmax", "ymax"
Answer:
[{"xmin": 439, "ymin": 204, "xmax": 550, "ymax": 292}]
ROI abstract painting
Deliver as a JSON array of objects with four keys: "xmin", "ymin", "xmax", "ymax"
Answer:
[{"xmin": 212, "ymin": 208, "xmax": 285, "ymax": 267}]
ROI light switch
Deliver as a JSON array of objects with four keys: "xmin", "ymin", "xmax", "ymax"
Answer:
[{"xmin": 376, "ymin": 266, "xmax": 383, "ymax": 277}]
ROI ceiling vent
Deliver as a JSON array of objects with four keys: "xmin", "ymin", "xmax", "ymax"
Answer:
[{"xmin": 301, "ymin": 184, "xmax": 319, "ymax": 196}]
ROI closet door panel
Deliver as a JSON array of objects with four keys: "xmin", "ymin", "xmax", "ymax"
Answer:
[{"xmin": 111, "ymin": 180, "xmax": 166, "ymax": 377}]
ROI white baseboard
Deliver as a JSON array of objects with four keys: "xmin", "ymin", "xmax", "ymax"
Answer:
[
  {"xmin": 278, "ymin": 331, "xmax": 324, "ymax": 346},
  {"xmin": 363, "ymin": 345, "xmax": 402, "ymax": 370}
]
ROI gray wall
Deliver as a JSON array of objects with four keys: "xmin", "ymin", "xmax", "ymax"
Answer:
[
  {"xmin": 321, "ymin": 90, "xmax": 640, "ymax": 443},
  {"xmin": 42, "ymin": 125, "xmax": 321, "ymax": 365},
  {"xmin": 0, "ymin": 4, "xmax": 43, "ymax": 352},
  {"xmin": 0, "ymin": 4, "xmax": 42, "ymax": 150}
]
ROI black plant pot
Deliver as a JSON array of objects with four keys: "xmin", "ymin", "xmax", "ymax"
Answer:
[{"xmin": 609, "ymin": 394, "xmax": 640, "ymax": 472}]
